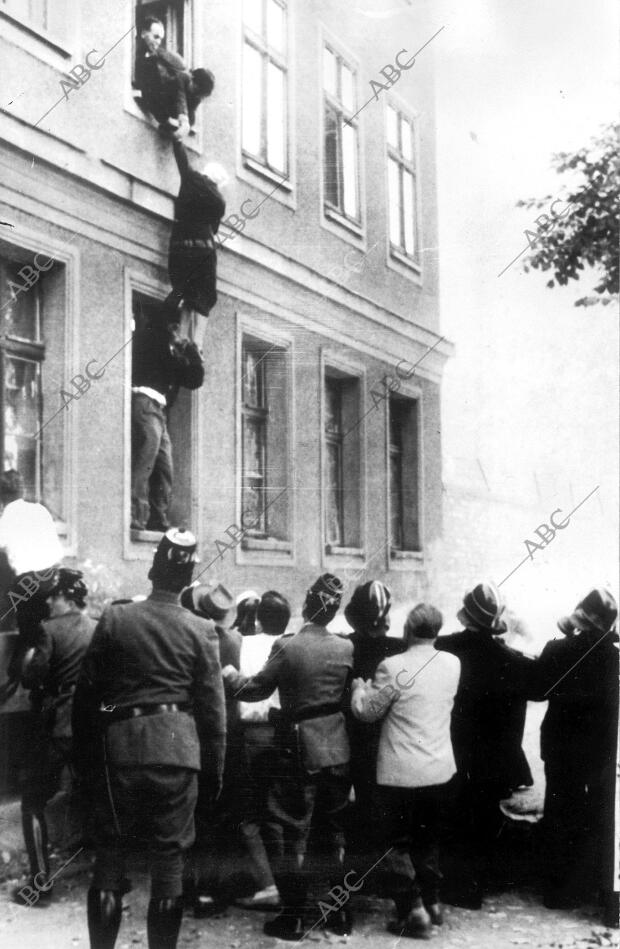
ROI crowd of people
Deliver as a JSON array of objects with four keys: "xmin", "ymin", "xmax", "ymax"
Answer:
[{"xmin": 0, "ymin": 463, "xmax": 617, "ymax": 948}]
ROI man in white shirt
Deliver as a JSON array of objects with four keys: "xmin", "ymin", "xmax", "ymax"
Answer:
[
  {"xmin": 351, "ymin": 603, "xmax": 460, "ymax": 939},
  {"xmin": 0, "ymin": 470, "xmax": 62, "ymax": 693}
]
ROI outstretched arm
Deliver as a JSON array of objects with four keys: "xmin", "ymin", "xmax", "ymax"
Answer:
[{"xmin": 172, "ymin": 139, "xmax": 190, "ymax": 178}]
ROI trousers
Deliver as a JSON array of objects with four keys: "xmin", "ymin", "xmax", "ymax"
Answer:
[{"xmin": 131, "ymin": 393, "xmax": 173, "ymax": 531}]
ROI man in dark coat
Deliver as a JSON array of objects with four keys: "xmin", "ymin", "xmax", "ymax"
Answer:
[
  {"xmin": 131, "ymin": 316, "xmax": 204, "ymax": 531},
  {"xmin": 343, "ymin": 580, "xmax": 404, "ymax": 854},
  {"xmin": 73, "ymin": 529, "xmax": 226, "ymax": 949},
  {"xmin": 12, "ymin": 569, "xmax": 94, "ymax": 906},
  {"xmin": 531, "ymin": 588, "xmax": 618, "ymax": 924},
  {"xmin": 434, "ymin": 581, "xmax": 535, "ymax": 908},
  {"xmin": 164, "ymin": 140, "xmax": 226, "ymax": 322},
  {"xmin": 223, "ymin": 574, "xmax": 354, "ymax": 940},
  {"xmin": 134, "ymin": 16, "xmax": 214, "ymax": 137}
]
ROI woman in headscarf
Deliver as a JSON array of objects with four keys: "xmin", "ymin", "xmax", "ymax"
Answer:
[
  {"xmin": 164, "ymin": 141, "xmax": 227, "ymax": 323},
  {"xmin": 434, "ymin": 581, "xmax": 536, "ymax": 908},
  {"xmin": 344, "ymin": 580, "xmax": 404, "ymax": 853}
]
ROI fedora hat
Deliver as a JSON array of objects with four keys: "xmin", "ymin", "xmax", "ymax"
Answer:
[
  {"xmin": 181, "ymin": 579, "xmax": 234, "ymax": 622},
  {"xmin": 569, "ymin": 588, "xmax": 618, "ymax": 636},
  {"xmin": 457, "ymin": 581, "xmax": 507, "ymax": 634}
]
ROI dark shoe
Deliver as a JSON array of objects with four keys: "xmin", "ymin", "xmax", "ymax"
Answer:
[
  {"xmin": 323, "ymin": 905, "xmax": 353, "ymax": 935},
  {"xmin": 11, "ymin": 880, "xmax": 53, "ymax": 907},
  {"xmin": 263, "ymin": 911, "xmax": 305, "ymax": 941},
  {"xmin": 425, "ymin": 902, "xmax": 444, "ymax": 925},
  {"xmin": 387, "ymin": 901, "xmax": 432, "ymax": 939}
]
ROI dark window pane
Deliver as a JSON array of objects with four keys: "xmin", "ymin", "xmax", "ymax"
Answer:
[
  {"xmin": 389, "ymin": 447, "xmax": 404, "ymax": 550},
  {"xmin": 326, "ymin": 440, "xmax": 343, "ymax": 546},
  {"xmin": 3, "ymin": 355, "xmax": 41, "ymax": 499},
  {"xmin": 0, "ymin": 260, "xmax": 40, "ymax": 341},
  {"xmin": 324, "ymin": 106, "xmax": 340, "ymax": 207}
]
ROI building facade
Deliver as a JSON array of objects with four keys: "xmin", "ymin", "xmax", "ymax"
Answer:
[{"xmin": 0, "ymin": 0, "xmax": 450, "ymax": 787}]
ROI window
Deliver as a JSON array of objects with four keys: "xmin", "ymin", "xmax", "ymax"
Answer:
[
  {"xmin": 389, "ymin": 395, "xmax": 420, "ymax": 553},
  {"xmin": 323, "ymin": 44, "xmax": 360, "ymax": 225},
  {"xmin": 387, "ymin": 103, "xmax": 419, "ymax": 264},
  {"xmin": 240, "ymin": 337, "xmax": 289, "ymax": 543},
  {"xmin": 242, "ymin": 0, "xmax": 288, "ymax": 177},
  {"xmin": 0, "ymin": 260, "xmax": 43, "ymax": 503},
  {"xmin": 324, "ymin": 371, "xmax": 361, "ymax": 551},
  {"xmin": 135, "ymin": 0, "xmax": 186, "ymax": 56},
  {"xmin": 133, "ymin": 0, "xmax": 188, "ymax": 95}
]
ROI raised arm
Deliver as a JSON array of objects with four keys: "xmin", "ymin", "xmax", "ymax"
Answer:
[{"xmin": 172, "ymin": 139, "xmax": 190, "ymax": 179}]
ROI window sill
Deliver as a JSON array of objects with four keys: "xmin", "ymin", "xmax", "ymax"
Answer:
[
  {"xmin": 324, "ymin": 206, "xmax": 364, "ymax": 240},
  {"xmin": 124, "ymin": 94, "xmax": 202, "ymax": 155},
  {"xmin": 325, "ymin": 545, "xmax": 364, "ymax": 557},
  {"xmin": 130, "ymin": 528, "xmax": 164, "ymax": 544},
  {"xmin": 242, "ymin": 154, "xmax": 292, "ymax": 193},
  {"xmin": 387, "ymin": 246, "xmax": 423, "ymax": 285},
  {"xmin": 390, "ymin": 548, "xmax": 424, "ymax": 566},
  {"xmin": 241, "ymin": 536, "xmax": 292, "ymax": 553},
  {"xmin": 237, "ymin": 154, "xmax": 295, "ymax": 212}
]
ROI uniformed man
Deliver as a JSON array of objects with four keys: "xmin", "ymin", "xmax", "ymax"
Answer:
[
  {"xmin": 12, "ymin": 568, "xmax": 94, "ymax": 906},
  {"xmin": 222, "ymin": 573, "xmax": 354, "ymax": 940},
  {"xmin": 73, "ymin": 529, "xmax": 226, "ymax": 949}
]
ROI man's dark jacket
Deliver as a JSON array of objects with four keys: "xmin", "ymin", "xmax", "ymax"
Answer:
[
  {"xmin": 135, "ymin": 43, "xmax": 190, "ymax": 123},
  {"xmin": 435, "ymin": 628, "xmax": 535, "ymax": 790},
  {"xmin": 532, "ymin": 631, "xmax": 619, "ymax": 774},
  {"xmin": 72, "ymin": 590, "xmax": 226, "ymax": 780},
  {"xmin": 132, "ymin": 321, "xmax": 204, "ymax": 403},
  {"xmin": 22, "ymin": 611, "xmax": 95, "ymax": 737}
]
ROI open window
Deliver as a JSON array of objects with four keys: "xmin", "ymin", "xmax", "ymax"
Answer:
[{"xmin": 132, "ymin": 0, "xmax": 190, "ymax": 98}]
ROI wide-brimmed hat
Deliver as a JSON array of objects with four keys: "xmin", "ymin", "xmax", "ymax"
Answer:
[
  {"xmin": 457, "ymin": 581, "xmax": 507, "ymax": 634},
  {"xmin": 565, "ymin": 588, "xmax": 618, "ymax": 636},
  {"xmin": 345, "ymin": 580, "xmax": 391, "ymax": 632},
  {"xmin": 181, "ymin": 579, "xmax": 234, "ymax": 622}
]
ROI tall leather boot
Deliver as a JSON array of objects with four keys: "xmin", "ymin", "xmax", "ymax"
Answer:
[
  {"xmin": 87, "ymin": 888, "xmax": 122, "ymax": 949},
  {"xmin": 146, "ymin": 896, "xmax": 184, "ymax": 949},
  {"xmin": 12, "ymin": 808, "xmax": 53, "ymax": 906},
  {"xmin": 264, "ymin": 873, "xmax": 305, "ymax": 940}
]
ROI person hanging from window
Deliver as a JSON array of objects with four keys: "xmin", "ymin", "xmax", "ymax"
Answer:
[
  {"xmin": 11, "ymin": 569, "xmax": 95, "ymax": 906},
  {"xmin": 131, "ymin": 317, "xmax": 204, "ymax": 532},
  {"xmin": 163, "ymin": 141, "xmax": 227, "ymax": 325},
  {"xmin": 134, "ymin": 16, "xmax": 215, "ymax": 139},
  {"xmin": 0, "ymin": 470, "xmax": 63, "ymax": 702}
]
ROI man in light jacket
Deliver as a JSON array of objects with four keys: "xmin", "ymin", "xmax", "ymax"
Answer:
[{"xmin": 351, "ymin": 603, "xmax": 460, "ymax": 940}]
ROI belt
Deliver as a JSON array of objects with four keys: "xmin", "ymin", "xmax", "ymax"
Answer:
[
  {"xmin": 99, "ymin": 702, "xmax": 191, "ymax": 723},
  {"xmin": 291, "ymin": 703, "xmax": 343, "ymax": 724}
]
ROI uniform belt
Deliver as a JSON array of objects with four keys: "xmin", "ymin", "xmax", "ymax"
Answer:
[
  {"xmin": 99, "ymin": 702, "xmax": 191, "ymax": 722},
  {"xmin": 291, "ymin": 703, "xmax": 343, "ymax": 724}
]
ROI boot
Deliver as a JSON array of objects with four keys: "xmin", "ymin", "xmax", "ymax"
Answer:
[
  {"xmin": 388, "ymin": 898, "xmax": 432, "ymax": 940},
  {"xmin": 87, "ymin": 888, "xmax": 122, "ymax": 949},
  {"xmin": 146, "ymin": 896, "xmax": 184, "ymax": 949},
  {"xmin": 22, "ymin": 809, "xmax": 50, "ymax": 884}
]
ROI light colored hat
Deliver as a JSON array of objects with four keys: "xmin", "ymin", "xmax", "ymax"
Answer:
[{"xmin": 202, "ymin": 162, "xmax": 229, "ymax": 188}]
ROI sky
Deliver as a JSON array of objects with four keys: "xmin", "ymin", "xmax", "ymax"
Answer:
[{"xmin": 428, "ymin": 0, "xmax": 619, "ymax": 624}]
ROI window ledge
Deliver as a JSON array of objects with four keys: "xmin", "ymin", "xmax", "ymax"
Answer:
[
  {"xmin": 241, "ymin": 536, "xmax": 292, "ymax": 553},
  {"xmin": 130, "ymin": 528, "xmax": 164, "ymax": 544},
  {"xmin": 387, "ymin": 246, "xmax": 423, "ymax": 285},
  {"xmin": 125, "ymin": 93, "xmax": 202, "ymax": 155},
  {"xmin": 242, "ymin": 154, "xmax": 292, "ymax": 193},
  {"xmin": 325, "ymin": 545, "xmax": 364, "ymax": 557},
  {"xmin": 390, "ymin": 548, "xmax": 423, "ymax": 560},
  {"xmin": 324, "ymin": 206, "xmax": 364, "ymax": 240},
  {"xmin": 390, "ymin": 246, "xmax": 421, "ymax": 272}
]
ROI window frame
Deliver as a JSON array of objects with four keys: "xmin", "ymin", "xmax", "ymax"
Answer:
[
  {"xmin": 320, "ymin": 348, "xmax": 366, "ymax": 566},
  {"xmin": 385, "ymin": 95, "xmax": 423, "ymax": 280},
  {"xmin": 0, "ymin": 228, "xmax": 79, "ymax": 553},
  {"xmin": 235, "ymin": 315, "xmax": 294, "ymax": 564},
  {"xmin": 321, "ymin": 36, "xmax": 363, "ymax": 235},
  {"xmin": 385, "ymin": 385, "xmax": 424, "ymax": 563},
  {"xmin": 241, "ymin": 0, "xmax": 290, "ymax": 183},
  {"xmin": 125, "ymin": 0, "xmax": 203, "ymax": 154}
]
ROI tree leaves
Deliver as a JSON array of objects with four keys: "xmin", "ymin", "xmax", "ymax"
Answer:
[{"xmin": 520, "ymin": 123, "xmax": 619, "ymax": 309}]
